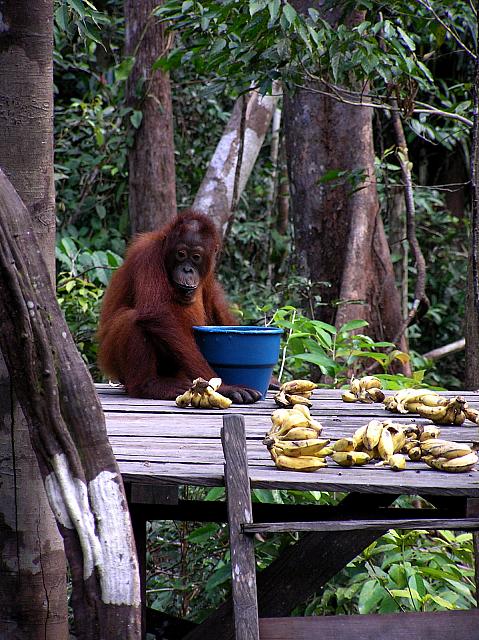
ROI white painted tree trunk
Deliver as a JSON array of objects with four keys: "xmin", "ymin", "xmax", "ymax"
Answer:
[{"xmin": 193, "ymin": 84, "xmax": 281, "ymax": 234}]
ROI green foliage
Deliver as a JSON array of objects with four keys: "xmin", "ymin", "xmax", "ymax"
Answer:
[
  {"xmin": 314, "ymin": 521, "xmax": 475, "ymax": 615},
  {"xmin": 269, "ymin": 306, "xmax": 419, "ymax": 387}
]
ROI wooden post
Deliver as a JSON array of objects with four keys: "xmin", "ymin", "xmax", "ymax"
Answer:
[
  {"xmin": 221, "ymin": 414, "xmax": 260, "ymax": 640},
  {"xmin": 466, "ymin": 498, "xmax": 479, "ymax": 606}
]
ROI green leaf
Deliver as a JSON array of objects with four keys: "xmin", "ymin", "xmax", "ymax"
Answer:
[
  {"xmin": 205, "ymin": 564, "xmax": 231, "ymax": 591},
  {"xmin": 428, "ymin": 594, "xmax": 456, "ymax": 610},
  {"xmin": 130, "ymin": 110, "xmax": 143, "ymax": 129},
  {"xmin": 339, "ymin": 319, "xmax": 369, "ymax": 334},
  {"xmin": 358, "ymin": 579, "xmax": 384, "ymax": 614},
  {"xmin": 397, "ymin": 26, "xmax": 416, "ymax": 51},
  {"xmin": 205, "ymin": 487, "xmax": 225, "ymax": 501},
  {"xmin": 188, "ymin": 523, "xmax": 220, "ymax": 543},
  {"xmin": 282, "ymin": 3, "xmax": 297, "ymax": 25},
  {"xmin": 115, "ymin": 56, "xmax": 135, "ymax": 82}
]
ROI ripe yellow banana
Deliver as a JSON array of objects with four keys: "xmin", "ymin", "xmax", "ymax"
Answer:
[
  {"xmin": 281, "ymin": 379, "xmax": 317, "ymax": 394},
  {"xmin": 390, "ymin": 429, "xmax": 407, "ymax": 453},
  {"xmin": 378, "ymin": 428, "xmax": 395, "ymax": 461},
  {"xmin": 281, "ymin": 426, "xmax": 320, "ymax": 441},
  {"xmin": 350, "ymin": 377, "xmax": 362, "ymax": 395},
  {"xmin": 425, "ymin": 452, "xmax": 478, "ymax": 473},
  {"xmin": 419, "ymin": 425, "xmax": 441, "ymax": 441},
  {"xmin": 286, "ymin": 394, "xmax": 313, "ymax": 407},
  {"xmin": 275, "ymin": 454, "xmax": 327, "ymax": 472},
  {"xmin": 364, "ymin": 420, "xmax": 384, "ymax": 451},
  {"xmin": 342, "ymin": 391, "xmax": 358, "ymax": 403},
  {"xmin": 273, "ymin": 438, "xmax": 331, "ymax": 457},
  {"xmin": 206, "ymin": 389, "xmax": 232, "ymax": 409},
  {"xmin": 388, "ymin": 454, "xmax": 406, "ymax": 471},
  {"xmin": 332, "ymin": 451, "xmax": 370, "ymax": 467},
  {"xmin": 352, "ymin": 425, "xmax": 367, "ymax": 449},
  {"xmin": 359, "ymin": 376, "xmax": 382, "ymax": 390},
  {"xmin": 407, "ymin": 446, "xmax": 422, "ymax": 461},
  {"xmin": 176, "ymin": 390, "xmax": 193, "ymax": 407},
  {"xmin": 422, "ymin": 440, "xmax": 472, "ymax": 460},
  {"xmin": 415, "ymin": 404, "xmax": 449, "ymax": 423},
  {"xmin": 364, "ymin": 388, "xmax": 385, "ymax": 403},
  {"xmin": 292, "ymin": 404, "xmax": 311, "ymax": 419},
  {"xmin": 464, "ymin": 406, "xmax": 479, "ymax": 425},
  {"xmin": 333, "ymin": 437, "xmax": 355, "ymax": 452}
]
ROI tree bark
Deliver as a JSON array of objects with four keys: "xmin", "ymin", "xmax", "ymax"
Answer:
[
  {"xmin": 125, "ymin": 0, "xmax": 177, "ymax": 234},
  {"xmin": 283, "ymin": 5, "xmax": 404, "ymax": 348},
  {"xmin": 0, "ymin": 3, "xmax": 68, "ymax": 638},
  {"xmin": 0, "ymin": 169, "xmax": 141, "ymax": 638},
  {"xmin": 465, "ymin": 34, "xmax": 479, "ymax": 389},
  {"xmin": 193, "ymin": 86, "xmax": 280, "ymax": 234}
]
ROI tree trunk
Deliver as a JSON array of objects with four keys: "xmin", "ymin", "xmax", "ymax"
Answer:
[
  {"xmin": 283, "ymin": 5, "xmax": 404, "ymax": 347},
  {"xmin": 0, "ymin": 169, "xmax": 141, "ymax": 638},
  {"xmin": 193, "ymin": 86, "xmax": 280, "ymax": 234},
  {"xmin": 125, "ymin": 0, "xmax": 177, "ymax": 234},
  {"xmin": 0, "ymin": 3, "xmax": 68, "ymax": 638},
  {"xmin": 465, "ymin": 36, "xmax": 479, "ymax": 390}
]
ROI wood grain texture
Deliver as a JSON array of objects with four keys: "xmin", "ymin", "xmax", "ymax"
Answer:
[
  {"xmin": 99, "ymin": 386, "xmax": 479, "ymax": 496},
  {"xmin": 259, "ymin": 610, "xmax": 479, "ymax": 640},
  {"xmin": 221, "ymin": 414, "xmax": 260, "ymax": 640}
]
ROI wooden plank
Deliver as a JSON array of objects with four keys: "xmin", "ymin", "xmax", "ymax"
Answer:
[
  {"xmin": 243, "ymin": 517, "xmax": 479, "ymax": 533},
  {"xmin": 184, "ymin": 493, "xmax": 396, "ymax": 640},
  {"xmin": 221, "ymin": 414, "xmax": 260, "ymax": 640},
  {"xmin": 258, "ymin": 610, "xmax": 479, "ymax": 640}
]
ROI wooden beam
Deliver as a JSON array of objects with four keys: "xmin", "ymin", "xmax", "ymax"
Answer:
[
  {"xmin": 259, "ymin": 610, "xmax": 479, "ymax": 639},
  {"xmin": 221, "ymin": 414, "xmax": 260, "ymax": 640},
  {"xmin": 243, "ymin": 517, "xmax": 479, "ymax": 533},
  {"xmin": 184, "ymin": 493, "xmax": 396, "ymax": 640}
]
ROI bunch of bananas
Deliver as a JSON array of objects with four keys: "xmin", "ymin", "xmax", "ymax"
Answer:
[
  {"xmin": 175, "ymin": 377, "xmax": 232, "ymax": 409},
  {"xmin": 332, "ymin": 420, "xmax": 409, "ymax": 470},
  {"xmin": 341, "ymin": 376, "xmax": 385, "ymax": 404},
  {"xmin": 274, "ymin": 379, "xmax": 317, "ymax": 408},
  {"xmin": 263, "ymin": 405, "xmax": 330, "ymax": 471},
  {"xmin": 421, "ymin": 439, "xmax": 478, "ymax": 473},
  {"xmin": 384, "ymin": 389, "xmax": 479, "ymax": 426}
]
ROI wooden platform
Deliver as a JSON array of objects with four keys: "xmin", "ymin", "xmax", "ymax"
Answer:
[
  {"xmin": 102, "ymin": 385, "xmax": 479, "ymax": 497},
  {"xmin": 99, "ymin": 385, "xmax": 479, "ymax": 640}
]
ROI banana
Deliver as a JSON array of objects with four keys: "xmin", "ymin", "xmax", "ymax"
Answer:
[
  {"xmin": 281, "ymin": 426, "xmax": 320, "ymax": 441},
  {"xmin": 199, "ymin": 394, "xmax": 211, "ymax": 408},
  {"xmin": 333, "ymin": 437, "xmax": 355, "ymax": 452},
  {"xmin": 464, "ymin": 406, "xmax": 479, "ymax": 425},
  {"xmin": 383, "ymin": 396, "xmax": 398, "ymax": 412},
  {"xmin": 360, "ymin": 376, "xmax": 382, "ymax": 390},
  {"xmin": 274, "ymin": 390, "xmax": 290, "ymax": 408},
  {"xmin": 388, "ymin": 454, "xmax": 406, "ymax": 471},
  {"xmin": 363, "ymin": 420, "xmax": 384, "ymax": 451},
  {"xmin": 422, "ymin": 440, "xmax": 472, "ymax": 460},
  {"xmin": 286, "ymin": 394, "xmax": 313, "ymax": 407},
  {"xmin": 281, "ymin": 379, "xmax": 317, "ymax": 395},
  {"xmin": 407, "ymin": 446, "xmax": 422, "ymax": 461},
  {"xmin": 332, "ymin": 451, "xmax": 370, "ymax": 467},
  {"xmin": 350, "ymin": 378, "xmax": 361, "ymax": 395},
  {"xmin": 387, "ymin": 427, "xmax": 407, "ymax": 453},
  {"xmin": 378, "ymin": 428, "xmax": 395, "ymax": 461},
  {"xmin": 342, "ymin": 391, "xmax": 358, "ymax": 403},
  {"xmin": 276, "ymin": 413, "xmax": 311, "ymax": 434},
  {"xmin": 271, "ymin": 409, "xmax": 291, "ymax": 429},
  {"xmin": 415, "ymin": 404, "xmax": 449, "ymax": 423},
  {"xmin": 307, "ymin": 418, "xmax": 324, "ymax": 434},
  {"xmin": 352, "ymin": 425, "xmax": 368, "ymax": 449},
  {"xmin": 425, "ymin": 453, "xmax": 478, "ymax": 473},
  {"xmin": 292, "ymin": 404, "xmax": 311, "ymax": 419},
  {"xmin": 175, "ymin": 390, "xmax": 193, "ymax": 408},
  {"xmin": 190, "ymin": 392, "xmax": 202, "ymax": 408},
  {"xmin": 364, "ymin": 388, "xmax": 385, "ymax": 403},
  {"xmin": 420, "ymin": 438, "xmax": 454, "ymax": 454},
  {"xmin": 273, "ymin": 438, "xmax": 330, "ymax": 457},
  {"xmin": 275, "ymin": 454, "xmax": 327, "ymax": 472},
  {"xmin": 206, "ymin": 389, "xmax": 232, "ymax": 409},
  {"xmin": 419, "ymin": 425, "xmax": 441, "ymax": 441}
]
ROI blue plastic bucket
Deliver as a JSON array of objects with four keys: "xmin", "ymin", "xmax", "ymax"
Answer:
[{"xmin": 193, "ymin": 326, "xmax": 283, "ymax": 398}]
